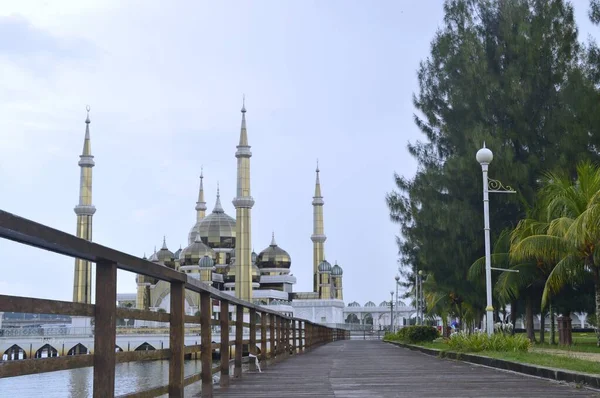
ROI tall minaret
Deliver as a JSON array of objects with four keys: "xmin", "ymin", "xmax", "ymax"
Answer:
[
  {"xmin": 196, "ymin": 167, "xmax": 207, "ymax": 221},
  {"xmin": 311, "ymin": 161, "xmax": 326, "ymax": 293},
  {"xmin": 73, "ymin": 106, "xmax": 96, "ymax": 304},
  {"xmin": 232, "ymin": 97, "xmax": 254, "ymax": 301}
]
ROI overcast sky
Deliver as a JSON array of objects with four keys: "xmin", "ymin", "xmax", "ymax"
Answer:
[{"xmin": 0, "ymin": 1, "xmax": 597, "ymax": 307}]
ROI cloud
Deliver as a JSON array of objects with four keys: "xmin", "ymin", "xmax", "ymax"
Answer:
[{"xmin": 0, "ymin": 15, "xmax": 92, "ymax": 59}]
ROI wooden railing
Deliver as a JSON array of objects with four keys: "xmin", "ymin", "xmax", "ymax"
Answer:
[{"xmin": 0, "ymin": 210, "xmax": 349, "ymax": 397}]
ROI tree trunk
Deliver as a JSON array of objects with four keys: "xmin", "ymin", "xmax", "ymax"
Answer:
[
  {"xmin": 594, "ymin": 267, "xmax": 600, "ymax": 347},
  {"xmin": 510, "ymin": 300, "xmax": 517, "ymax": 336},
  {"xmin": 539, "ymin": 312, "xmax": 545, "ymax": 344},
  {"xmin": 550, "ymin": 300, "xmax": 556, "ymax": 345},
  {"xmin": 526, "ymin": 293, "xmax": 535, "ymax": 342}
]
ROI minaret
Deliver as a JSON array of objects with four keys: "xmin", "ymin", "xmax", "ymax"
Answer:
[
  {"xmin": 73, "ymin": 106, "xmax": 96, "ymax": 304},
  {"xmin": 196, "ymin": 167, "xmax": 207, "ymax": 221},
  {"xmin": 232, "ymin": 97, "xmax": 254, "ymax": 301},
  {"xmin": 311, "ymin": 161, "xmax": 326, "ymax": 293}
]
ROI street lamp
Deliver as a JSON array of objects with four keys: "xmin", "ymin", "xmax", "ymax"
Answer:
[
  {"xmin": 395, "ymin": 274, "xmax": 400, "ymax": 331},
  {"xmin": 476, "ymin": 143, "xmax": 516, "ymax": 335},
  {"xmin": 390, "ymin": 291, "xmax": 394, "ymax": 332}
]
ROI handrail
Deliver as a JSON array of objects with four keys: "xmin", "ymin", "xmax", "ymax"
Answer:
[{"xmin": 0, "ymin": 209, "xmax": 349, "ymax": 397}]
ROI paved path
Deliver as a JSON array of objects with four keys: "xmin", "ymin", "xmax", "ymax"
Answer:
[{"xmin": 210, "ymin": 340, "xmax": 600, "ymax": 397}]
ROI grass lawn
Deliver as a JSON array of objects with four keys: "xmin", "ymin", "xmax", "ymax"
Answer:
[
  {"xmin": 532, "ymin": 332, "xmax": 600, "ymax": 353},
  {"xmin": 387, "ymin": 337, "xmax": 600, "ymax": 375}
]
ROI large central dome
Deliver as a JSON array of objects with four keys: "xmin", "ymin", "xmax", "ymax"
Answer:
[{"xmin": 197, "ymin": 189, "xmax": 236, "ymax": 249}]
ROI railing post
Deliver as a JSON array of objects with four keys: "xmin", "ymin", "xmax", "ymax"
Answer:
[
  {"xmin": 234, "ymin": 305, "xmax": 243, "ymax": 378},
  {"xmin": 169, "ymin": 281, "xmax": 185, "ymax": 397},
  {"xmin": 220, "ymin": 300, "xmax": 229, "ymax": 387},
  {"xmin": 269, "ymin": 313, "xmax": 275, "ymax": 363},
  {"xmin": 291, "ymin": 319, "xmax": 296, "ymax": 355},
  {"xmin": 261, "ymin": 311, "xmax": 267, "ymax": 368},
  {"xmin": 283, "ymin": 318, "xmax": 288, "ymax": 358},
  {"xmin": 200, "ymin": 291, "xmax": 213, "ymax": 397},
  {"xmin": 298, "ymin": 321, "xmax": 304, "ymax": 353},
  {"xmin": 93, "ymin": 260, "xmax": 117, "ymax": 398},
  {"xmin": 249, "ymin": 308, "xmax": 256, "ymax": 371}
]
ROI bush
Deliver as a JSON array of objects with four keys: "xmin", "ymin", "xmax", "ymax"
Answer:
[
  {"xmin": 447, "ymin": 332, "xmax": 531, "ymax": 352},
  {"xmin": 388, "ymin": 326, "xmax": 439, "ymax": 343}
]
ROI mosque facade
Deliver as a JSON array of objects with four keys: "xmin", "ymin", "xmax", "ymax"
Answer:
[{"xmin": 72, "ymin": 102, "xmax": 345, "ymax": 324}]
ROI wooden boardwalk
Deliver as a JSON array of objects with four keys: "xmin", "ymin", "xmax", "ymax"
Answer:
[{"xmin": 208, "ymin": 340, "xmax": 600, "ymax": 397}]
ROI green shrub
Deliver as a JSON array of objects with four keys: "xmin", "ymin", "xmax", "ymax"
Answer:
[
  {"xmin": 447, "ymin": 332, "xmax": 531, "ymax": 352},
  {"xmin": 387, "ymin": 326, "xmax": 439, "ymax": 343}
]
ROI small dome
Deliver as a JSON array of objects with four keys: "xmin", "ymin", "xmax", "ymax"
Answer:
[
  {"xmin": 364, "ymin": 301, "xmax": 376, "ymax": 307},
  {"xmin": 188, "ymin": 223, "xmax": 201, "ymax": 246},
  {"xmin": 332, "ymin": 262, "xmax": 343, "ymax": 276},
  {"xmin": 379, "ymin": 301, "xmax": 388, "ymax": 307},
  {"xmin": 180, "ymin": 236, "xmax": 215, "ymax": 266},
  {"xmin": 257, "ymin": 233, "xmax": 291, "ymax": 269},
  {"xmin": 348, "ymin": 301, "xmax": 360, "ymax": 307},
  {"xmin": 157, "ymin": 237, "xmax": 174, "ymax": 263},
  {"xmin": 197, "ymin": 191, "xmax": 236, "ymax": 249},
  {"xmin": 148, "ymin": 249, "xmax": 159, "ymax": 262},
  {"xmin": 199, "ymin": 255, "xmax": 214, "ymax": 268},
  {"xmin": 173, "ymin": 246, "xmax": 183, "ymax": 260},
  {"xmin": 318, "ymin": 260, "xmax": 332, "ymax": 272}
]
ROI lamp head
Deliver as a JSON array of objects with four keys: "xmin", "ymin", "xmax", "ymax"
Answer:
[
  {"xmin": 418, "ymin": 270, "xmax": 424, "ymax": 276},
  {"xmin": 476, "ymin": 143, "xmax": 493, "ymax": 164},
  {"xmin": 395, "ymin": 275, "xmax": 400, "ymax": 282}
]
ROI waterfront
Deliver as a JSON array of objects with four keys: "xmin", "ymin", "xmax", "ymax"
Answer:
[{"xmin": 0, "ymin": 359, "xmax": 204, "ymax": 397}]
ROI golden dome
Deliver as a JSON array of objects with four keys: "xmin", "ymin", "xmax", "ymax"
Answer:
[
  {"xmin": 257, "ymin": 233, "xmax": 291, "ymax": 269},
  {"xmin": 180, "ymin": 235, "xmax": 215, "ymax": 266},
  {"xmin": 197, "ymin": 190, "xmax": 236, "ymax": 249}
]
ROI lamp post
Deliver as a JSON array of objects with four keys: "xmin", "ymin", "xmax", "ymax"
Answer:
[
  {"xmin": 395, "ymin": 274, "xmax": 400, "ymax": 331},
  {"xmin": 476, "ymin": 143, "xmax": 516, "ymax": 335},
  {"xmin": 418, "ymin": 270, "xmax": 425, "ymax": 325},
  {"xmin": 390, "ymin": 291, "xmax": 394, "ymax": 332},
  {"xmin": 415, "ymin": 270, "xmax": 419, "ymax": 325}
]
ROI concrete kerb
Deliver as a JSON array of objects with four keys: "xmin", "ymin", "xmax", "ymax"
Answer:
[{"xmin": 384, "ymin": 340, "xmax": 600, "ymax": 389}]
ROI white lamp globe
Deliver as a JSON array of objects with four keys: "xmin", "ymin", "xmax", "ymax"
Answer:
[{"xmin": 476, "ymin": 144, "xmax": 493, "ymax": 164}]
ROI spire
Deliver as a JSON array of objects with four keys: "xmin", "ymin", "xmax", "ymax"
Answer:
[
  {"xmin": 213, "ymin": 182, "xmax": 224, "ymax": 213},
  {"xmin": 81, "ymin": 105, "xmax": 92, "ymax": 156},
  {"xmin": 162, "ymin": 236, "xmax": 168, "ymax": 250},
  {"xmin": 238, "ymin": 95, "xmax": 248, "ymax": 146},
  {"xmin": 195, "ymin": 167, "xmax": 207, "ymax": 217},
  {"xmin": 270, "ymin": 231, "xmax": 277, "ymax": 246},
  {"xmin": 314, "ymin": 160, "xmax": 322, "ymax": 198}
]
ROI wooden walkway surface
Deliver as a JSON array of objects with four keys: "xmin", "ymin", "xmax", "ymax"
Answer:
[{"xmin": 207, "ymin": 340, "xmax": 600, "ymax": 397}]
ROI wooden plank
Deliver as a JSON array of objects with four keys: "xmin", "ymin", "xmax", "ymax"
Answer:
[
  {"xmin": 93, "ymin": 260, "xmax": 117, "ymax": 398},
  {"xmin": 0, "ymin": 354, "xmax": 93, "ymax": 378},
  {"xmin": 169, "ymin": 281, "xmax": 185, "ymax": 397},
  {"xmin": 210, "ymin": 340, "xmax": 600, "ymax": 397},
  {"xmin": 0, "ymin": 294, "xmax": 94, "ymax": 317},
  {"xmin": 249, "ymin": 308, "xmax": 256, "ymax": 371},
  {"xmin": 200, "ymin": 291, "xmax": 213, "ymax": 397},
  {"xmin": 116, "ymin": 349, "xmax": 170, "ymax": 363},
  {"xmin": 184, "ymin": 344, "xmax": 202, "ymax": 355},
  {"xmin": 184, "ymin": 314, "xmax": 199, "ymax": 324},
  {"xmin": 220, "ymin": 299, "xmax": 230, "ymax": 387},
  {"xmin": 116, "ymin": 307, "xmax": 170, "ymax": 322},
  {"xmin": 298, "ymin": 320, "xmax": 303, "ymax": 353},
  {"xmin": 0, "ymin": 210, "xmax": 186, "ymax": 284},
  {"xmin": 117, "ymin": 383, "xmax": 169, "ymax": 398},
  {"xmin": 234, "ymin": 304, "xmax": 243, "ymax": 378},
  {"xmin": 292, "ymin": 319, "xmax": 296, "ymax": 355}
]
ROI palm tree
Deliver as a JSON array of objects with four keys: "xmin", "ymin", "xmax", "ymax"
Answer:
[{"xmin": 512, "ymin": 162, "xmax": 600, "ymax": 346}]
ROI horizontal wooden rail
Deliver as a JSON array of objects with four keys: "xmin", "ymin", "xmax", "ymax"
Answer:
[
  {"xmin": 0, "ymin": 294, "xmax": 94, "ymax": 317},
  {"xmin": 0, "ymin": 354, "xmax": 93, "ymax": 378}
]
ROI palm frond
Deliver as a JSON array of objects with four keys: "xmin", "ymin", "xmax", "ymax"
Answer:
[{"xmin": 542, "ymin": 254, "xmax": 587, "ymax": 308}]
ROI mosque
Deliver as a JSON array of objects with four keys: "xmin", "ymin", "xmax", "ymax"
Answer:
[{"xmin": 72, "ymin": 101, "xmax": 346, "ymax": 325}]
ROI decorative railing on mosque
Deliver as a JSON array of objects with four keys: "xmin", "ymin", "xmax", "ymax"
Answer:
[{"xmin": 0, "ymin": 210, "xmax": 348, "ymax": 397}]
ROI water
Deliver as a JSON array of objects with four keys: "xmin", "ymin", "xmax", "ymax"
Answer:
[{"xmin": 0, "ymin": 360, "xmax": 206, "ymax": 397}]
